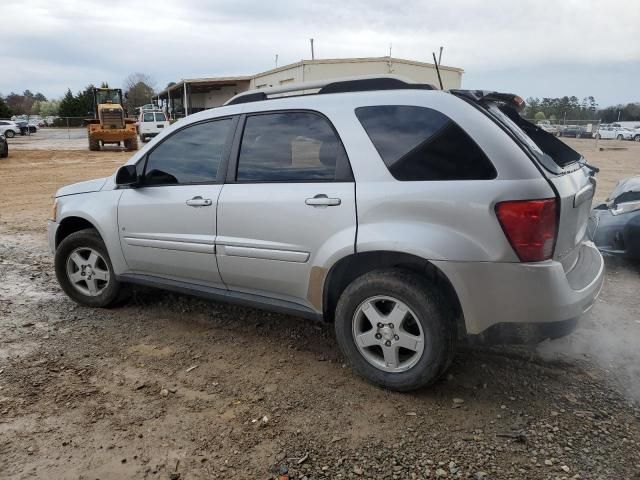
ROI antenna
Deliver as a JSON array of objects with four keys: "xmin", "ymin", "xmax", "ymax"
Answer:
[
  {"xmin": 432, "ymin": 52, "xmax": 444, "ymax": 90},
  {"xmin": 275, "ymin": 54, "xmax": 278, "ymax": 68},
  {"xmin": 438, "ymin": 46, "xmax": 443, "ymax": 64},
  {"xmin": 310, "ymin": 38, "xmax": 315, "ymax": 60}
]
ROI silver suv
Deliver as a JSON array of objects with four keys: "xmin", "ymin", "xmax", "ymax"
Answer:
[{"xmin": 48, "ymin": 76, "xmax": 604, "ymax": 391}]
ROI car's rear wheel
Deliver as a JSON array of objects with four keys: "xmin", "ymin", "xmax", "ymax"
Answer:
[
  {"xmin": 617, "ymin": 134, "xmax": 623, "ymax": 140},
  {"xmin": 55, "ymin": 229, "xmax": 121, "ymax": 308},
  {"xmin": 5, "ymin": 130, "xmax": 15, "ymax": 138},
  {"xmin": 635, "ymin": 135, "xmax": 640, "ymax": 142},
  {"xmin": 334, "ymin": 269, "xmax": 456, "ymax": 391}
]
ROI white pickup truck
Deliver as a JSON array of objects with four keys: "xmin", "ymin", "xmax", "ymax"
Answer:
[{"xmin": 137, "ymin": 110, "xmax": 170, "ymax": 143}]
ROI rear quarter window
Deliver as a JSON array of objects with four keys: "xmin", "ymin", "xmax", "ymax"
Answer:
[{"xmin": 355, "ymin": 105, "xmax": 496, "ymax": 181}]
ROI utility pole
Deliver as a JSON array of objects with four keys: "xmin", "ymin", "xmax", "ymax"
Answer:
[
  {"xmin": 310, "ymin": 38, "xmax": 315, "ymax": 60},
  {"xmin": 275, "ymin": 54, "xmax": 278, "ymax": 68},
  {"xmin": 389, "ymin": 43, "xmax": 392, "ymax": 57},
  {"xmin": 438, "ymin": 46, "xmax": 443, "ymax": 64}
]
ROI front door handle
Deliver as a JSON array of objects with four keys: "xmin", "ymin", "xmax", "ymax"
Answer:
[
  {"xmin": 305, "ymin": 194, "xmax": 341, "ymax": 207},
  {"xmin": 186, "ymin": 196, "xmax": 212, "ymax": 207}
]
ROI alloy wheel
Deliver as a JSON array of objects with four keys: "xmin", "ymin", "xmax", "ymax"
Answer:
[
  {"xmin": 65, "ymin": 247, "xmax": 110, "ymax": 296},
  {"xmin": 352, "ymin": 295, "xmax": 425, "ymax": 373}
]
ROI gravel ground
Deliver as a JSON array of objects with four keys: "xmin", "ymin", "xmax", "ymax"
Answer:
[
  {"xmin": 1, "ymin": 231, "xmax": 639, "ymax": 479},
  {"xmin": 1, "ymin": 144, "xmax": 640, "ymax": 479}
]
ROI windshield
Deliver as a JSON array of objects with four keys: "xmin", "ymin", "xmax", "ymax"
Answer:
[{"xmin": 95, "ymin": 90, "xmax": 121, "ymax": 104}]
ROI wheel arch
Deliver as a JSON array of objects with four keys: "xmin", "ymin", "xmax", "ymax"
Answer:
[
  {"xmin": 321, "ymin": 250, "xmax": 466, "ymax": 336},
  {"xmin": 55, "ymin": 215, "xmax": 101, "ymax": 249}
]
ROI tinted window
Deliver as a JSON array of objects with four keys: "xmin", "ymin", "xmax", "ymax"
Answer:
[
  {"xmin": 356, "ymin": 106, "xmax": 496, "ymax": 181},
  {"xmin": 155, "ymin": 113, "xmax": 166, "ymax": 122},
  {"xmin": 143, "ymin": 119, "xmax": 232, "ymax": 185},
  {"xmin": 237, "ymin": 112, "xmax": 351, "ymax": 182},
  {"xmin": 143, "ymin": 113, "xmax": 154, "ymax": 122}
]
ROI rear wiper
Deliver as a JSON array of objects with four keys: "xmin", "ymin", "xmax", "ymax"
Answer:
[{"xmin": 580, "ymin": 158, "xmax": 600, "ymax": 176}]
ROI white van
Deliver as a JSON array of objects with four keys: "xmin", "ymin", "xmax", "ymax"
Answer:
[{"xmin": 137, "ymin": 111, "xmax": 170, "ymax": 142}]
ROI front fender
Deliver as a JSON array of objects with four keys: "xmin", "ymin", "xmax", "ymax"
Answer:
[{"xmin": 57, "ymin": 190, "xmax": 126, "ymax": 274}]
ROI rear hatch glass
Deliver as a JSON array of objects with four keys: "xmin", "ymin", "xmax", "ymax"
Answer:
[{"xmin": 493, "ymin": 106, "xmax": 581, "ymax": 168}]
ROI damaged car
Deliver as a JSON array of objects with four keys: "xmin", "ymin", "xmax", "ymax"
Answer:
[{"xmin": 590, "ymin": 177, "xmax": 640, "ymax": 260}]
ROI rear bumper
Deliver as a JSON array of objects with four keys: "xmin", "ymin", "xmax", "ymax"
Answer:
[
  {"xmin": 88, "ymin": 125, "xmax": 137, "ymax": 141},
  {"xmin": 433, "ymin": 241, "xmax": 604, "ymax": 343}
]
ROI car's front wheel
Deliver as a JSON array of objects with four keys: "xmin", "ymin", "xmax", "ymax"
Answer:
[
  {"xmin": 54, "ymin": 228, "xmax": 122, "ymax": 308},
  {"xmin": 334, "ymin": 269, "xmax": 456, "ymax": 391},
  {"xmin": 5, "ymin": 130, "xmax": 15, "ymax": 138}
]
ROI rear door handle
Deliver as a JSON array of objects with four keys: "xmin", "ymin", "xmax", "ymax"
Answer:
[
  {"xmin": 305, "ymin": 194, "xmax": 341, "ymax": 207},
  {"xmin": 186, "ymin": 196, "xmax": 212, "ymax": 207}
]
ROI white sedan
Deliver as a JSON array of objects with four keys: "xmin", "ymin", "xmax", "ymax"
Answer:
[{"xmin": 594, "ymin": 125, "xmax": 633, "ymax": 140}]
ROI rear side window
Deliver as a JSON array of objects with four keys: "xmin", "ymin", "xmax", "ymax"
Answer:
[
  {"xmin": 355, "ymin": 105, "xmax": 496, "ymax": 181},
  {"xmin": 142, "ymin": 118, "xmax": 233, "ymax": 185},
  {"xmin": 155, "ymin": 113, "xmax": 166, "ymax": 122},
  {"xmin": 236, "ymin": 112, "xmax": 352, "ymax": 182}
]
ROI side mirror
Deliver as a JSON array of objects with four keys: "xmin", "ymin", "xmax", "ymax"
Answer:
[{"xmin": 115, "ymin": 164, "xmax": 139, "ymax": 187}]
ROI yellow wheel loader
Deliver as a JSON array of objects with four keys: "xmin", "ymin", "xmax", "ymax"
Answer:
[{"xmin": 86, "ymin": 88, "xmax": 138, "ymax": 151}]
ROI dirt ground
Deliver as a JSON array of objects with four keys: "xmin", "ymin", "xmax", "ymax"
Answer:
[{"xmin": 1, "ymin": 141, "xmax": 639, "ymax": 479}]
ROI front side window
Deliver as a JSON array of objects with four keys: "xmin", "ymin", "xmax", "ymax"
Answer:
[
  {"xmin": 356, "ymin": 105, "xmax": 497, "ymax": 181},
  {"xmin": 142, "ymin": 119, "xmax": 232, "ymax": 186},
  {"xmin": 236, "ymin": 112, "xmax": 351, "ymax": 182}
]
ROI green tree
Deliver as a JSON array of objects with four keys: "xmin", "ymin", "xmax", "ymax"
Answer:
[
  {"xmin": 58, "ymin": 89, "xmax": 80, "ymax": 117},
  {"xmin": 0, "ymin": 96, "xmax": 13, "ymax": 118},
  {"xmin": 534, "ymin": 111, "xmax": 546, "ymax": 121}
]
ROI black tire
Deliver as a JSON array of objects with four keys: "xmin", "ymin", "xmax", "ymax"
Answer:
[
  {"xmin": 0, "ymin": 142, "xmax": 7, "ymax": 158},
  {"xmin": 54, "ymin": 228, "xmax": 121, "ymax": 308},
  {"xmin": 635, "ymin": 135, "xmax": 640, "ymax": 142},
  {"xmin": 5, "ymin": 129, "xmax": 15, "ymax": 138},
  {"xmin": 124, "ymin": 137, "xmax": 138, "ymax": 151},
  {"xmin": 334, "ymin": 269, "xmax": 456, "ymax": 391},
  {"xmin": 88, "ymin": 136, "xmax": 100, "ymax": 151}
]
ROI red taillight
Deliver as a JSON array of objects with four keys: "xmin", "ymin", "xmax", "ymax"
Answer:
[{"xmin": 495, "ymin": 198, "xmax": 558, "ymax": 262}]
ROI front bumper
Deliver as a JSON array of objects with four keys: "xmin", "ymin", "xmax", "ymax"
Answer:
[
  {"xmin": 434, "ymin": 241, "xmax": 605, "ymax": 344},
  {"xmin": 47, "ymin": 220, "xmax": 59, "ymax": 254}
]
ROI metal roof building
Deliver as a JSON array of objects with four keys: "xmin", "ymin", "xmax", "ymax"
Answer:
[{"xmin": 157, "ymin": 56, "xmax": 464, "ymax": 117}]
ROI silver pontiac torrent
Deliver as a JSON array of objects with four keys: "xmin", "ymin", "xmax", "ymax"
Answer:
[{"xmin": 48, "ymin": 76, "xmax": 604, "ymax": 391}]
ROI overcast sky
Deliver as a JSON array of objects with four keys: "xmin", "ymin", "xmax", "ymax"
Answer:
[{"xmin": 2, "ymin": 0, "xmax": 639, "ymax": 107}]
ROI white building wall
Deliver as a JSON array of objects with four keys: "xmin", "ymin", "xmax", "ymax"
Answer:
[
  {"xmin": 250, "ymin": 64, "xmax": 304, "ymax": 89},
  {"xmin": 250, "ymin": 58, "xmax": 462, "ymax": 90}
]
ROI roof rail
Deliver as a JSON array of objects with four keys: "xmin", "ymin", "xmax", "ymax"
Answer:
[{"xmin": 224, "ymin": 74, "xmax": 435, "ymax": 106}]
